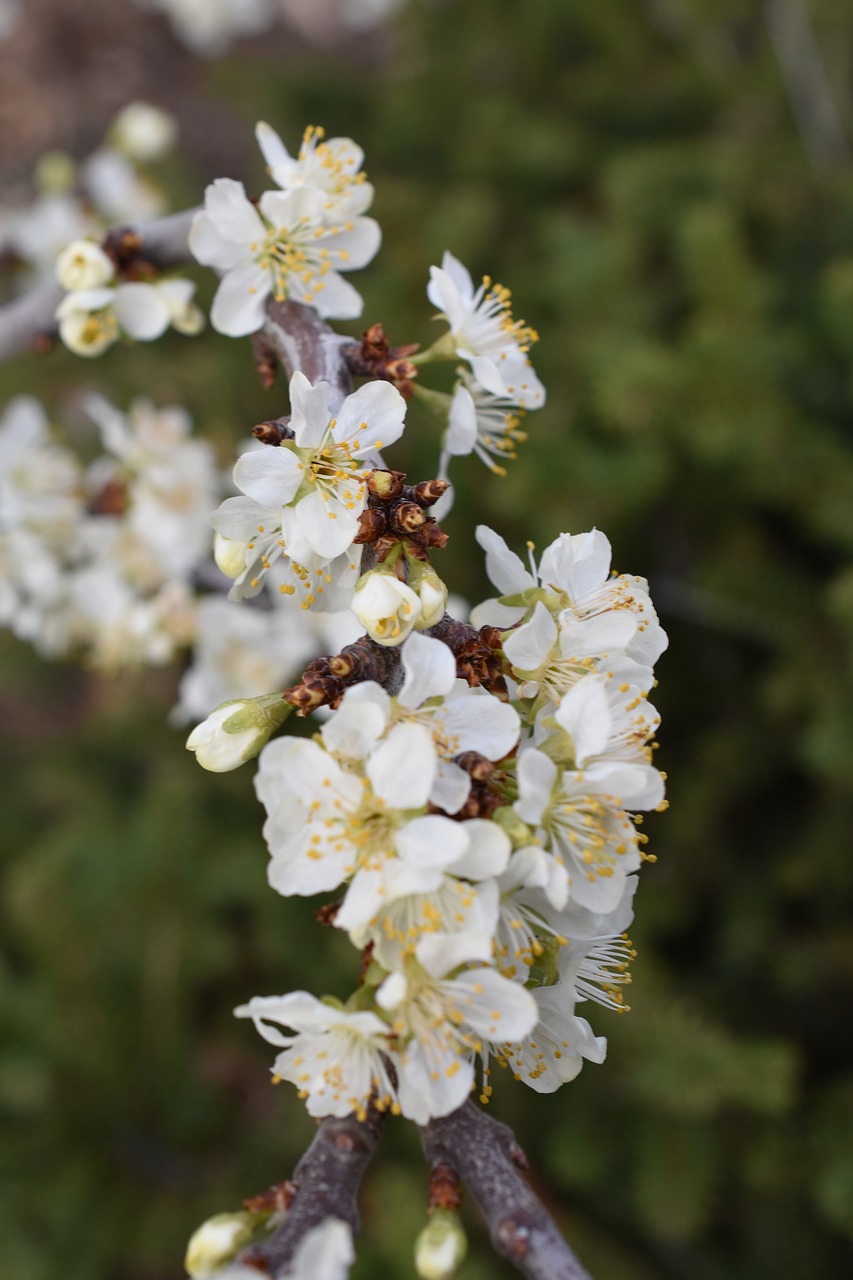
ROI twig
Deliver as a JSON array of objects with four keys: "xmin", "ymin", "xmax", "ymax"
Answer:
[
  {"xmin": 0, "ymin": 207, "xmax": 198, "ymax": 362},
  {"xmin": 421, "ymin": 1101, "xmax": 593, "ymax": 1280},
  {"xmin": 262, "ymin": 299, "xmax": 355, "ymax": 412},
  {"xmin": 234, "ymin": 1108, "xmax": 385, "ymax": 1277},
  {"xmin": 764, "ymin": 0, "xmax": 849, "ymax": 170}
]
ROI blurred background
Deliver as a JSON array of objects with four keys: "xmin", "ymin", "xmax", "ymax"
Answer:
[{"xmin": 2, "ymin": 1, "xmax": 853, "ymax": 1277}]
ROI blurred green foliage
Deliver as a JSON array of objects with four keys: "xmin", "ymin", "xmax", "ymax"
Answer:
[{"xmin": 3, "ymin": 0, "xmax": 853, "ymax": 1276}]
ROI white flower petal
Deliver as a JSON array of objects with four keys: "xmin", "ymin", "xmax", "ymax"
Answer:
[
  {"xmin": 234, "ymin": 445, "xmax": 301, "ymax": 508},
  {"xmin": 210, "ymin": 263, "xmax": 271, "ymax": 337},
  {"xmin": 398, "ymin": 632, "xmax": 457, "ymax": 709}
]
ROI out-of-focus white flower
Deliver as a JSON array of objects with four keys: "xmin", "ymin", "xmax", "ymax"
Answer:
[
  {"xmin": 135, "ymin": 0, "xmax": 276, "ymax": 57},
  {"xmin": 427, "ymin": 252, "xmax": 545, "ymax": 408},
  {"xmin": 415, "ymin": 1208, "xmax": 467, "ymax": 1280},
  {"xmin": 56, "ymin": 278, "xmax": 204, "ymax": 356},
  {"xmin": 256, "ymin": 122, "xmax": 374, "ymax": 220},
  {"xmin": 190, "ymin": 177, "xmax": 380, "ymax": 334},
  {"xmin": 55, "ymin": 239, "xmax": 114, "ymax": 291},
  {"xmin": 82, "ymin": 147, "xmax": 166, "ymax": 222},
  {"xmin": 110, "ymin": 102, "xmax": 178, "ymax": 163},
  {"xmin": 185, "ymin": 1211, "xmax": 254, "ymax": 1278},
  {"xmin": 352, "ymin": 568, "xmax": 421, "ymax": 646}
]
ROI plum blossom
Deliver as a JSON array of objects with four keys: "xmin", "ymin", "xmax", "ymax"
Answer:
[
  {"xmin": 256, "ymin": 122, "xmax": 374, "ymax": 220},
  {"xmin": 427, "ymin": 252, "xmax": 545, "ymax": 408},
  {"xmin": 211, "ymin": 370, "xmax": 406, "ymax": 602},
  {"xmin": 235, "ymin": 991, "xmax": 398, "ymax": 1119},
  {"xmin": 190, "ymin": 177, "xmax": 380, "ymax": 335}
]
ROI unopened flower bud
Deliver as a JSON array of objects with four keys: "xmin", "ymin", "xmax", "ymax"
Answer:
[
  {"xmin": 184, "ymin": 1211, "xmax": 254, "ymax": 1278},
  {"xmin": 408, "ymin": 563, "xmax": 448, "ymax": 631},
  {"xmin": 214, "ymin": 533, "xmax": 249, "ymax": 580},
  {"xmin": 111, "ymin": 102, "xmax": 178, "ymax": 162},
  {"xmin": 352, "ymin": 569, "xmax": 422, "ymax": 647},
  {"xmin": 366, "ymin": 469, "xmax": 406, "ymax": 501},
  {"xmin": 56, "ymin": 240, "xmax": 115, "ymax": 291},
  {"xmin": 186, "ymin": 695, "xmax": 291, "ymax": 772},
  {"xmin": 414, "ymin": 1209, "xmax": 468, "ymax": 1280},
  {"xmin": 35, "ymin": 150, "xmax": 76, "ymax": 194}
]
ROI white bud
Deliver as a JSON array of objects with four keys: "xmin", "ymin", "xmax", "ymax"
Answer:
[
  {"xmin": 352, "ymin": 570, "xmax": 422, "ymax": 647},
  {"xmin": 414, "ymin": 1209, "xmax": 468, "ymax": 1279},
  {"xmin": 411, "ymin": 568, "xmax": 448, "ymax": 630},
  {"xmin": 56, "ymin": 240, "xmax": 114, "ymax": 291},
  {"xmin": 376, "ymin": 972, "xmax": 408, "ymax": 1010},
  {"xmin": 214, "ymin": 533, "xmax": 249, "ymax": 580},
  {"xmin": 111, "ymin": 102, "xmax": 178, "ymax": 162},
  {"xmin": 186, "ymin": 695, "xmax": 291, "ymax": 773},
  {"xmin": 184, "ymin": 1211, "xmax": 253, "ymax": 1278}
]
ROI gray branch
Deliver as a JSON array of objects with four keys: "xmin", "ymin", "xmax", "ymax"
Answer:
[
  {"xmin": 262, "ymin": 299, "xmax": 355, "ymax": 411},
  {"xmin": 233, "ymin": 1109, "xmax": 384, "ymax": 1277},
  {"xmin": 0, "ymin": 206, "xmax": 199, "ymax": 363},
  {"xmin": 421, "ymin": 1102, "xmax": 593, "ymax": 1280},
  {"xmin": 765, "ymin": 0, "xmax": 849, "ymax": 169}
]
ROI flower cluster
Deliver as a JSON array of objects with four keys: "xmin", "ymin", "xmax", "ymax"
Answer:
[
  {"xmin": 211, "ymin": 369, "xmax": 407, "ymax": 606},
  {"xmin": 0, "ymin": 102, "xmax": 178, "ymax": 289},
  {"xmin": 232, "ymin": 537, "xmax": 666, "ymax": 1119},
  {"xmin": 56, "ymin": 242, "xmax": 203, "ymax": 358},
  {"xmin": 190, "ymin": 123, "xmax": 381, "ymax": 335}
]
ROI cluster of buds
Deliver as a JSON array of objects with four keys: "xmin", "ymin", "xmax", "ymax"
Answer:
[{"xmin": 344, "ymin": 322, "xmax": 421, "ymax": 399}]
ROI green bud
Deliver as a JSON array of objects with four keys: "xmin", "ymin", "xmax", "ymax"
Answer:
[{"xmin": 492, "ymin": 806, "xmax": 534, "ymax": 848}]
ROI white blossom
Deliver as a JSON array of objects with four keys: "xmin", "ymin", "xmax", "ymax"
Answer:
[
  {"xmin": 256, "ymin": 122, "xmax": 374, "ymax": 220},
  {"xmin": 55, "ymin": 239, "xmax": 114, "ymax": 291},
  {"xmin": 212, "ymin": 371, "xmax": 405, "ymax": 602},
  {"xmin": 427, "ymin": 251, "xmax": 545, "ymax": 408},
  {"xmin": 190, "ymin": 177, "xmax": 380, "ymax": 335},
  {"xmin": 235, "ymin": 992, "xmax": 398, "ymax": 1119},
  {"xmin": 351, "ymin": 569, "xmax": 421, "ymax": 646}
]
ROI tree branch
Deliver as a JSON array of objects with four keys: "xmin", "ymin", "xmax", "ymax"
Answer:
[
  {"xmin": 234, "ymin": 1108, "xmax": 385, "ymax": 1277},
  {"xmin": 0, "ymin": 207, "xmax": 199, "ymax": 363},
  {"xmin": 421, "ymin": 1101, "xmax": 593, "ymax": 1280},
  {"xmin": 764, "ymin": 0, "xmax": 849, "ymax": 170}
]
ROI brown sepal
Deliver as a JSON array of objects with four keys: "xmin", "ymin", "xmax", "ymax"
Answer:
[
  {"xmin": 428, "ymin": 1163, "xmax": 462, "ymax": 1212},
  {"xmin": 251, "ymin": 333, "xmax": 280, "ymax": 389},
  {"xmin": 243, "ymin": 1180, "xmax": 297, "ymax": 1215}
]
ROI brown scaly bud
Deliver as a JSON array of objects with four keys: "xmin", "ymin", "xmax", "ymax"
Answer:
[
  {"xmin": 477, "ymin": 624, "xmax": 505, "ymax": 652},
  {"xmin": 389, "ymin": 501, "xmax": 426, "ymax": 535},
  {"xmin": 101, "ymin": 227, "xmax": 155, "ymax": 280},
  {"xmin": 454, "ymin": 751, "xmax": 495, "ymax": 783},
  {"xmin": 252, "ymin": 417, "xmax": 293, "ymax": 445},
  {"xmin": 367, "ymin": 469, "xmax": 406, "ymax": 502},
  {"xmin": 412, "ymin": 478, "xmax": 449, "ymax": 508},
  {"xmin": 282, "ymin": 672, "xmax": 339, "ymax": 713},
  {"xmin": 251, "ymin": 333, "xmax": 279, "ymax": 389},
  {"xmin": 344, "ymin": 323, "xmax": 421, "ymax": 397},
  {"xmin": 417, "ymin": 521, "xmax": 449, "ymax": 550},
  {"xmin": 428, "ymin": 1164, "xmax": 462, "ymax": 1212},
  {"xmin": 284, "ymin": 635, "xmax": 403, "ymax": 715},
  {"xmin": 456, "ymin": 779, "xmax": 505, "ymax": 820},
  {"xmin": 315, "ymin": 901, "xmax": 341, "ymax": 928},
  {"xmin": 430, "ymin": 617, "xmax": 509, "ymax": 698},
  {"xmin": 89, "ymin": 478, "xmax": 128, "ymax": 517},
  {"xmin": 354, "ymin": 507, "xmax": 388, "ymax": 544},
  {"xmin": 243, "ymin": 1181, "xmax": 296, "ymax": 1215}
]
